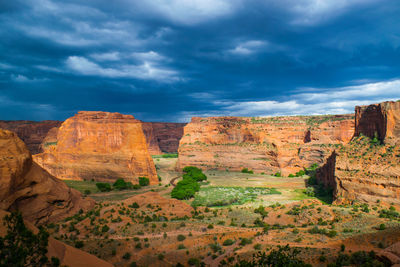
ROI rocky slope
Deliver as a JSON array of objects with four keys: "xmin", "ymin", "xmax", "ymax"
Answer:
[
  {"xmin": 142, "ymin": 122, "xmax": 186, "ymax": 155},
  {"xmin": 0, "ymin": 129, "xmax": 94, "ymax": 225},
  {"xmin": 178, "ymin": 115, "xmax": 354, "ymax": 175},
  {"xmin": 0, "ymin": 210, "xmax": 113, "ymax": 267},
  {"xmin": 317, "ymin": 101, "xmax": 400, "ymax": 205},
  {"xmin": 0, "ymin": 120, "xmax": 62, "ymax": 154},
  {"xmin": 34, "ymin": 111, "xmax": 158, "ymax": 184}
]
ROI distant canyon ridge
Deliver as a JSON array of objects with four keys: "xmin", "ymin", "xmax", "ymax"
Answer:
[{"xmin": 1, "ymin": 100, "xmax": 399, "ymax": 206}]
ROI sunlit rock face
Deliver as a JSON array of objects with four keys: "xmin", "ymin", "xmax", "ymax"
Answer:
[
  {"xmin": 0, "ymin": 120, "xmax": 62, "ymax": 154},
  {"xmin": 34, "ymin": 111, "xmax": 158, "ymax": 185},
  {"xmin": 0, "ymin": 129, "xmax": 94, "ymax": 225},
  {"xmin": 317, "ymin": 101, "xmax": 400, "ymax": 206},
  {"xmin": 178, "ymin": 115, "xmax": 354, "ymax": 175}
]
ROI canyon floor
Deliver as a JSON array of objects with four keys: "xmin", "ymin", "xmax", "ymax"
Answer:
[{"xmin": 48, "ymin": 157, "xmax": 400, "ymax": 266}]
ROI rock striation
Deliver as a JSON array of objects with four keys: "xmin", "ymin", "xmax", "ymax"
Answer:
[
  {"xmin": 178, "ymin": 115, "xmax": 354, "ymax": 175},
  {"xmin": 0, "ymin": 120, "xmax": 62, "ymax": 154},
  {"xmin": 0, "ymin": 129, "xmax": 94, "ymax": 225},
  {"xmin": 317, "ymin": 101, "xmax": 400, "ymax": 205},
  {"xmin": 142, "ymin": 122, "xmax": 186, "ymax": 155},
  {"xmin": 34, "ymin": 111, "xmax": 158, "ymax": 184}
]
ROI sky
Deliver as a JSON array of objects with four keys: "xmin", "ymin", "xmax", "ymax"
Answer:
[{"xmin": 0, "ymin": 0, "xmax": 400, "ymax": 122}]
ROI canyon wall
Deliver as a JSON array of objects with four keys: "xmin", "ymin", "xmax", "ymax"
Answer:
[
  {"xmin": 34, "ymin": 111, "xmax": 158, "ymax": 184},
  {"xmin": 0, "ymin": 120, "xmax": 62, "ymax": 154},
  {"xmin": 317, "ymin": 101, "xmax": 400, "ymax": 205},
  {"xmin": 142, "ymin": 122, "xmax": 186, "ymax": 155},
  {"xmin": 178, "ymin": 115, "xmax": 354, "ymax": 175},
  {"xmin": 0, "ymin": 129, "xmax": 94, "ymax": 225},
  {"xmin": 355, "ymin": 100, "xmax": 400, "ymax": 142}
]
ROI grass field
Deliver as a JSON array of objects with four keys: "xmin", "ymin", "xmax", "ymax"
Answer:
[
  {"xmin": 63, "ymin": 179, "xmax": 168, "ymax": 201},
  {"xmin": 191, "ymin": 186, "xmax": 281, "ymax": 207},
  {"xmin": 64, "ymin": 180, "xmax": 99, "ymax": 194}
]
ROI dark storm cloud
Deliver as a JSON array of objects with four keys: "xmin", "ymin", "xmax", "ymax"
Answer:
[{"xmin": 0, "ymin": 0, "xmax": 400, "ymax": 122}]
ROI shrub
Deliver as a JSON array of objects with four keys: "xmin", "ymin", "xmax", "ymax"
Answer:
[
  {"xmin": 235, "ymin": 244, "xmax": 311, "ymax": 267},
  {"xmin": 183, "ymin": 166, "xmax": 207, "ymax": 181},
  {"xmin": 188, "ymin": 258, "xmax": 200, "ymax": 266},
  {"xmin": 274, "ymin": 172, "xmax": 282, "ymax": 177},
  {"xmin": 0, "ymin": 212, "xmax": 59, "ymax": 266},
  {"xmin": 177, "ymin": 234, "xmax": 186, "ymax": 241},
  {"xmin": 239, "ymin": 238, "xmax": 252, "ymax": 246},
  {"xmin": 74, "ymin": 241, "xmax": 84, "ymax": 248},
  {"xmin": 378, "ymin": 224, "xmax": 386, "ymax": 230},
  {"xmin": 241, "ymin": 168, "xmax": 254, "ymax": 174},
  {"xmin": 113, "ymin": 178, "xmax": 131, "ymax": 190},
  {"xmin": 138, "ymin": 177, "xmax": 150, "ymax": 186},
  {"xmin": 84, "ymin": 189, "xmax": 91, "ymax": 195},
  {"xmin": 96, "ymin": 182, "xmax": 111, "ymax": 192},
  {"xmin": 122, "ymin": 252, "xmax": 131, "ymax": 260},
  {"xmin": 223, "ymin": 239, "xmax": 235, "ymax": 246},
  {"xmin": 171, "ymin": 177, "xmax": 199, "ymax": 200}
]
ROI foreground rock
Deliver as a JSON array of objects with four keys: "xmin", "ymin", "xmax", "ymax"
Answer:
[
  {"xmin": 178, "ymin": 115, "xmax": 354, "ymax": 175},
  {"xmin": 317, "ymin": 101, "xmax": 400, "ymax": 205},
  {"xmin": 142, "ymin": 122, "xmax": 186, "ymax": 155},
  {"xmin": 0, "ymin": 210, "xmax": 113, "ymax": 267},
  {"xmin": 0, "ymin": 129, "xmax": 94, "ymax": 225},
  {"xmin": 0, "ymin": 120, "xmax": 62, "ymax": 154},
  {"xmin": 34, "ymin": 111, "xmax": 158, "ymax": 184}
]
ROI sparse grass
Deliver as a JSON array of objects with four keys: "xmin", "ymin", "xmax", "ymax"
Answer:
[{"xmin": 191, "ymin": 186, "xmax": 281, "ymax": 207}]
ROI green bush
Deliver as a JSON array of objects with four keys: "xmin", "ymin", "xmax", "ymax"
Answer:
[
  {"xmin": 183, "ymin": 166, "xmax": 207, "ymax": 181},
  {"xmin": 171, "ymin": 177, "xmax": 200, "ymax": 200},
  {"xmin": 241, "ymin": 168, "xmax": 254, "ymax": 174},
  {"xmin": 122, "ymin": 252, "xmax": 131, "ymax": 260},
  {"xmin": 113, "ymin": 178, "xmax": 132, "ymax": 190},
  {"xmin": 138, "ymin": 177, "xmax": 150, "ymax": 186},
  {"xmin": 96, "ymin": 182, "xmax": 111, "ymax": 192},
  {"xmin": 0, "ymin": 212, "xmax": 59, "ymax": 266},
  {"xmin": 177, "ymin": 234, "xmax": 186, "ymax": 241},
  {"xmin": 223, "ymin": 239, "xmax": 235, "ymax": 246},
  {"xmin": 84, "ymin": 189, "xmax": 91, "ymax": 195},
  {"xmin": 274, "ymin": 172, "xmax": 282, "ymax": 177}
]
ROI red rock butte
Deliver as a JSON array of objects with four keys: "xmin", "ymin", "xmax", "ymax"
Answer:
[
  {"xmin": 177, "ymin": 114, "xmax": 355, "ymax": 175},
  {"xmin": 0, "ymin": 129, "xmax": 94, "ymax": 225},
  {"xmin": 317, "ymin": 100, "xmax": 400, "ymax": 206},
  {"xmin": 34, "ymin": 111, "xmax": 158, "ymax": 184}
]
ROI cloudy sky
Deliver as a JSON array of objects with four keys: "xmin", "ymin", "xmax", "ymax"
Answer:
[{"xmin": 1, "ymin": 0, "xmax": 400, "ymax": 122}]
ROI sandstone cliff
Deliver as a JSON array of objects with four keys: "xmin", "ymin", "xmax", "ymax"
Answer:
[
  {"xmin": 0, "ymin": 129, "xmax": 94, "ymax": 225},
  {"xmin": 317, "ymin": 101, "xmax": 400, "ymax": 205},
  {"xmin": 34, "ymin": 111, "xmax": 158, "ymax": 184},
  {"xmin": 0, "ymin": 120, "xmax": 62, "ymax": 154},
  {"xmin": 178, "ymin": 115, "xmax": 354, "ymax": 175},
  {"xmin": 142, "ymin": 122, "xmax": 186, "ymax": 155}
]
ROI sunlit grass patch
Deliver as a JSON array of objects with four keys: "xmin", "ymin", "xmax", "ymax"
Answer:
[{"xmin": 191, "ymin": 186, "xmax": 281, "ymax": 207}]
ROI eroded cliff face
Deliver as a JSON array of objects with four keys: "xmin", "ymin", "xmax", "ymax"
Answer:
[
  {"xmin": 0, "ymin": 120, "xmax": 62, "ymax": 154},
  {"xmin": 142, "ymin": 122, "xmax": 186, "ymax": 155},
  {"xmin": 355, "ymin": 100, "xmax": 400, "ymax": 143},
  {"xmin": 317, "ymin": 101, "xmax": 400, "ymax": 205},
  {"xmin": 34, "ymin": 111, "xmax": 158, "ymax": 184},
  {"xmin": 178, "ymin": 115, "xmax": 354, "ymax": 175},
  {"xmin": 0, "ymin": 129, "xmax": 94, "ymax": 225}
]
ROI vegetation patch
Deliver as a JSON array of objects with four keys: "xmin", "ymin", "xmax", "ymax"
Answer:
[{"xmin": 191, "ymin": 187, "xmax": 281, "ymax": 207}]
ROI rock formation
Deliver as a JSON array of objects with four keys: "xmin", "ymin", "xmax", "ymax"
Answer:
[
  {"xmin": 0, "ymin": 129, "xmax": 94, "ymax": 225},
  {"xmin": 0, "ymin": 210, "xmax": 112, "ymax": 267},
  {"xmin": 142, "ymin": 122, "xmax": 186, "ymax": 155},
  {"xmin": 0, "ymin": 120, "xmax": 62, "ymax": 154},
  {"xmin": 34, "ymin": 111, "xmax": 158, "ymax": 184},
  {"xmin": 178, "ymin": 115, "xmax": 354, "ymax": 175},
  {"xmin": 317, "ymin": 101, "xmax": 400, "ymax": 205}
]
